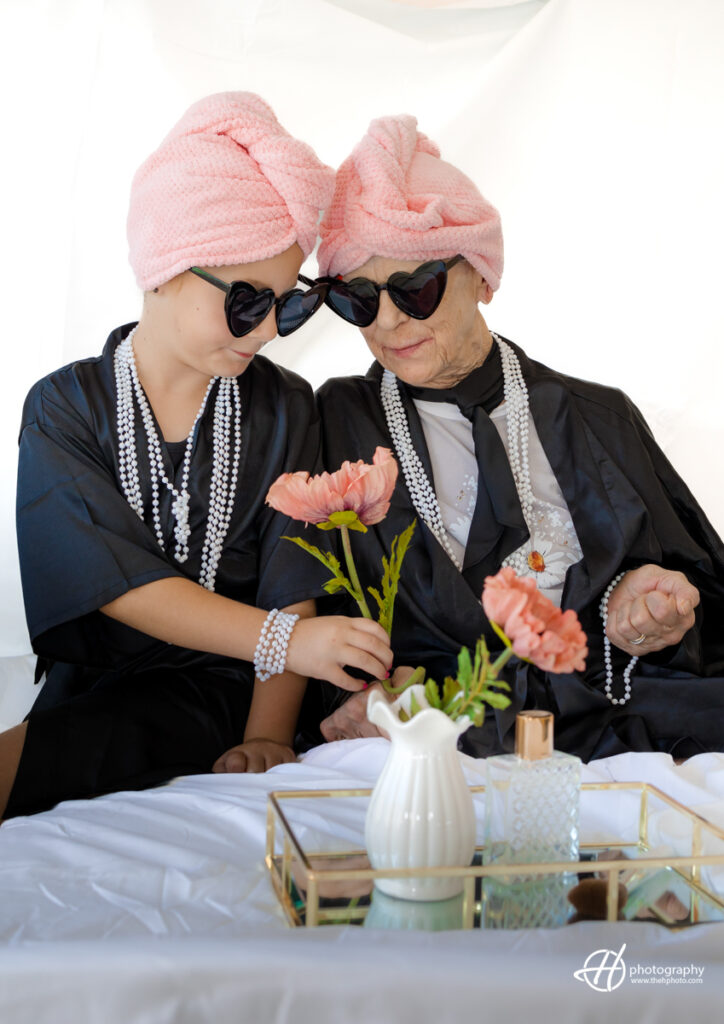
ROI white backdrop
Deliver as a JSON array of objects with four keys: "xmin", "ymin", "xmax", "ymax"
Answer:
[{"xmin": 1, "ymin": 0, "xmax": 722, "ymax": 657}]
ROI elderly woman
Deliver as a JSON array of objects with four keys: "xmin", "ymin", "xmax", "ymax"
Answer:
[{"xmin": 313, "ymin": 115, "xmax": 724, "ymax": 761}]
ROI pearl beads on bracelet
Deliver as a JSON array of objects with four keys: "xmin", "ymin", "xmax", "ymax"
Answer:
[
  {"xmin": 253, "ymin": 609, "xmax": 300, "ymax": 681},
  {"xmin": 599, "ymin": 572, "xmax": 639, "ymax": 705}
]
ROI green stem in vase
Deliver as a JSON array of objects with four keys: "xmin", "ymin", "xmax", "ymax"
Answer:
[
  {"xmin": 340, "ymin": 524, "xmax": 372, "ymax": 619},
  {"xmin": 491, "ymin": 645, "xmax": 516, "ymax": 675},
  {"xmin": 448, "ymin": 640, "xmax": 514, "ymax": 721}
]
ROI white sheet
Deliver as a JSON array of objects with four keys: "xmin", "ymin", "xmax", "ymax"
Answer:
[{"xmin": 2, "ymin": 744, "xmax": 724, "ymax": 1023}]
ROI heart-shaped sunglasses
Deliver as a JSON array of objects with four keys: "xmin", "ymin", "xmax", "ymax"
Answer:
[
  {"xmin": 299, "ymin": 255, "xmax": 465, "ymax": 328},
  {"xmin": 190, "ymin": 267, "xmax": 327, "ymax": 338}
]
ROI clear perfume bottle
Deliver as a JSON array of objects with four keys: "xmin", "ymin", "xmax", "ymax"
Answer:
[{"xmin": 483, "ymin": 710, "xmax": 581, "ymax": 928}]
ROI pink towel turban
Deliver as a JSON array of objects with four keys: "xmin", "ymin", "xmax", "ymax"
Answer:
[
  {"xmin": 317, "ymin": 114, "xmax": 503, "ymax": 290},
  {"xmin": 127, "ymin": 92, "xmax": 335, "ymax": 291}
]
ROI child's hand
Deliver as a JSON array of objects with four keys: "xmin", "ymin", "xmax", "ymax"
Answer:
[
  {"xmin": 286, "ymin": 616, "xmax": 393, "ymax": 691},
  {"xmin": 212, "ymin": 738, "xmax": 297, "ymax": 774}
]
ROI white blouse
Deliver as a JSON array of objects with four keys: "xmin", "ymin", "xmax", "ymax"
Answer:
[{"xmin": 413, "ymin": 398, "xmax": 583, "ymax": 605}]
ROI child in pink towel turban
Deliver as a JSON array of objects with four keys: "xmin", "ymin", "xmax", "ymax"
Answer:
[
  {"xmin": 2, "ymin": 92, "xmax": 392, "ymax": 821},
  {"xmin": 128, "ymin": 91, "xmax": 334, "ymax": 290}
]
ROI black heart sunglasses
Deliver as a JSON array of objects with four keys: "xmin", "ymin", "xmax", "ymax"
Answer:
[
  {"xmin": 190, "ymin": 267, "xmax": 327, "ymax": 338},
  {"xmin": 299, "ymin": 254, "xmax": 465, "ymax": 328}
]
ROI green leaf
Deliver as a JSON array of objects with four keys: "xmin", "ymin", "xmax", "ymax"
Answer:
[
  {"xmin": 442, "ymin": 676, "xmax": 462, "ymax": 706},
  {"xmin": 282, "ymin": 534, "xmax": 333, "ymax": 565},
  {"xmin": 443, "ymin": 698, "xmax": 464, "ymax": 719},
  {"xmin": 482, "ymin": 691, "xmax": 512, "ymax": 710},
  {"xmin": 424, "ymin": 678, "xmax": 442, "ymax": 709},
  {"xmin": 373, "ymin": 519, "xmax": 416, "ymax": 635},
  {"xmin": 456, "ymin": 646, "xmax": 473, "ymax": 689},
  {"xmin": 468, "ymin": 705, "xmax": 485, "ymax": 727},
  {"xmin": 472, "ymin": 638, "xmax": 482, "ymax": 685},
  {"xmin": 485, "ymin": 678, "xmax": 511, "ymax": 693},
  {"xmin": 409, "ymin": 691, "xmax": 422, "ymax": 717},
  {"xmin": 281, "ymin": 535, "xmax": 357, "ymax": 602},
  {"xmin": 314, "ymin": 521, "xmax": 337, "ymax": 531}
]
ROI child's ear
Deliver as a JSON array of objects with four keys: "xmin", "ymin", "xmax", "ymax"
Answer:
[{"xmin": 477, "ymin": 277, "xmax": 493, "ymax": 305}]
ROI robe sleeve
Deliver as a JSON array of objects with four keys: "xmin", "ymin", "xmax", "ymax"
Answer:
[
  {"xmin": 622, "ymin": 394, "xmax": 724, "ymax": 675},
  {"xmin": 253, "ymin": 366, "xmax": 328, "ymax": 611},
  {"xmin": 16, "ymin": 373, "xmax": 185, "ymax": 653},
  {"xmin": 569, "ymin": 382, "xmax": 724, "ymax": 676}
]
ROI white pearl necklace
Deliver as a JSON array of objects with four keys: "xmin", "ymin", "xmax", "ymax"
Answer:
[
  {"xmin": 599, "ymin": 572, "xmax": 638, "ymax": 705},
  {"xmin": 114, "ymin": 328, "xmax": 242, "ymax": 592},
  {"xmin": 381, "ymin": 367, "xmax": 462, "ymax": 569},
  {"xmin": 380, "ymin": 335, "xmax": 537, "ymax": 578},
  {"xmin": 498, "ymin": 339, "xmax": 535, "ymax": 577}
]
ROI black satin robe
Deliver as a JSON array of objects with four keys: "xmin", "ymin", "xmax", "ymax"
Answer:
[
  {"xmin": 9, "ymin": 324, "xmax": 324, "ymax": 815},
  {"xmin": 316, "ymin": 338, "xmax": 724, "ymax": 762}
]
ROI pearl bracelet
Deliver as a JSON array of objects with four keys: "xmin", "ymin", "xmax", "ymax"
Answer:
[
  {"xmin": 599, "ymin": 572, "xmax": 639, "ymax": 705},
  {"xmin": 253, "ymin": 608, "xmax": 300, "ymax": 682}
]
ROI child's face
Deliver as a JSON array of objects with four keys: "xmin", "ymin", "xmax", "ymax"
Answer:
[{"xmin": 162, "ymin": 243, "xmax": 305, "ymax": 379}]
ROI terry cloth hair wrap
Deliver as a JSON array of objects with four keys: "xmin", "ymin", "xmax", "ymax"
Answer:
[
  {"xmin": 127, "ymin": 91, "xmax": 335, "ymax": 291},
  {"xmin": 317, "ymin": 114, "xmax": 503, "ymax": 289}
]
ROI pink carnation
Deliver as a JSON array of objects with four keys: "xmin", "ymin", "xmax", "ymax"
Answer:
[
  {"xmin": 482, "ymin": 567, "xmax": 587, "ymax": 674},
  {"xmin": 266, "ymin": 447, "xmax": 398, "ymax": 526}
]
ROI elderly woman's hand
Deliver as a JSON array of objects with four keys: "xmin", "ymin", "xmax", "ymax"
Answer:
[
  {"xmin": 606, "ymin": 565, "xmax": 699, "ymax": 656},
  {"xmin": 319, "ymin": 667, "xmax": 417, "ymax": 742}
]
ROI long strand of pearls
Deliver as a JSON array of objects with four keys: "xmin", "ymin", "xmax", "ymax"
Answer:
[
  {"xmin": 114, "ymin": 327, "xmax": 242, "ymax": 591},
  {"xmin": 199, "ymin": 376, "xmax": 242, "ymax": 591},
  {"xmin": 380, "ymin": 334, "xmax": 534, "ymax": 575},
  {"xmin": 599, "ymin": 572, "xmax": 638, "ymax": 705},
  {"xmin": 498, "ymin": 339, "xmax": 535, "ymax": 577},
  {"xmin": 380, "ymin": 369, "xmax": 462, "ymax": 570}
]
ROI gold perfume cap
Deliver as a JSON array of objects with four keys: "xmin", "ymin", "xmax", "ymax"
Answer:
[{"xmin": 515, "ymin": 710, "xmax": 554, "ymax": 760}]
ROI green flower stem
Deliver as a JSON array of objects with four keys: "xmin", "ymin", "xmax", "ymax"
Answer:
[
  {"xmin": 339, "ymin": 524, "xmax": 372, "ymax": 619},
  {"xmin": 383, "ymin": 665, "xmax": 425, "ymax": 695},
  {"xmin": 491, "ymin": 645, "xmax": 516, "ymax": 675}
]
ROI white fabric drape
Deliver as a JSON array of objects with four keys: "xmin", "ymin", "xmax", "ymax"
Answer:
[
  {"xmin": 1, "ymin": 0, "xmax": 722, "ymax": 657},
  {"xmin": 2, "ymin": 744, "xmax": 724, "ymax": 1021}
]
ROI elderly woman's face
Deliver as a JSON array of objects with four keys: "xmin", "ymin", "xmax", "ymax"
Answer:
[{"xmin": 346, "ymin": 256, "xmax": 493, "ymax": 388}]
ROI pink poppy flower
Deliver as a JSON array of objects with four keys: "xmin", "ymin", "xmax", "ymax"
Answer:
[
  {"xmin": 266, "ymin": 447, "xmax": 398, "ymax": 527},
  {"xmin": 482, "ymin": 567, "xmax": 587, "ymax": 674}
]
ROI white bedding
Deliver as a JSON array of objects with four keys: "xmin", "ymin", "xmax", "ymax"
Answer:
[{"xmin": 2, "ymin": 744, "xmax": 724, "ymax": 1023}]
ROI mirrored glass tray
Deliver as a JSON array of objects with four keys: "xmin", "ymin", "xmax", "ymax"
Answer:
[{"xmin": 265, "ymin": 782, "xmax": 724, "ymax": 929}]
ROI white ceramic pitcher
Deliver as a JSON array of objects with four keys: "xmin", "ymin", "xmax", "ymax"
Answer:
[{"xmin": 365, "ymin": 686, "xmax": 476, "ymax": 901}]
